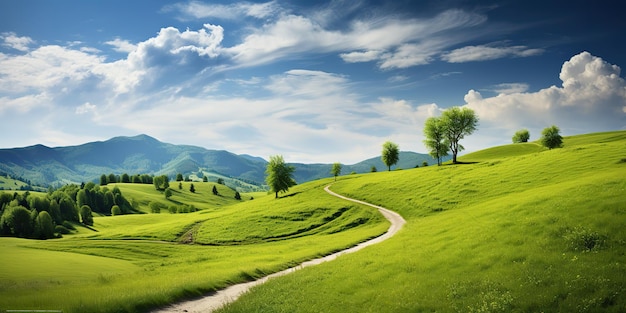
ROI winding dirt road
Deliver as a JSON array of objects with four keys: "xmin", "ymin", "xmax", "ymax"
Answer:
[{"xmin": 151, "ymin": 184, "xmax": 406, "ymax": 313}]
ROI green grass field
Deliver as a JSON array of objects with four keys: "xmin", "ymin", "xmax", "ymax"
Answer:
[
  {"xmin": 2, "ymin": 131, "xmax": 625, "ymax": 313},
  {"xmin": 216, "ymin": 131, "xmax": 626, "ymax": 312},
  {"xmin": 0, "ymin": 179, "xmax": 387, "ymax": 312}
]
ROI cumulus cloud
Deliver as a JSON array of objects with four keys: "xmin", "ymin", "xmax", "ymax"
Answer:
[
  {"xmin": 75, "ymin": 102, "xmax": 97, "ymax": 115},
  {"xmin": 105, "ymin": 38, "xmax": 137, "ymax": 53},
  {"xmin": 441, "ymin": 44, "xmax": 544, "ymax": 63},
  {"xmin": 1, "ymin": 32, "xmax": 34, "ymax": 51},
  {"xmin": 465, "ymin": 52, "xmax": 626, "ymax": 136}
]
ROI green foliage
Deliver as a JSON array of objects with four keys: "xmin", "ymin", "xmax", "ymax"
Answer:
[
  {"xmin": 176, "ymin": 173, "xmax": 183, "ymax": 181},
  {"xmin": 381, "ymin": 141, "xmax": 399, "ymax": 171},
  {"xmin": 235, "ymin": 191, "xmax": 241, "ymax": 200},
  {"xmin": 189, "ymin": 183, "xmax": 195, "ymax": 193},
  {"xmin": 34, "ymin": 211, "xmax": 55, "ymax": 239},
  {"xmin": 512, "ymin": 129, "xmax": 531, "ymax": 143},
  {"xmin": 440, "ymin": 106, "xmax": 479, "ymax": 163},
  {"xmin": 265, "ymin": 155, "xmax": 296, "ymax": 198},
  {"xmin": 370, "ymin": 166, "xmax": 377, "ymax": 172},
  {"xmin": 541, "ymin": 125, "xmax": 563, "ymax": 149},
  {"xmin": 149, "ymin": 202, "xmax": 161, "ymax": 214},
  {"xmin": 212, "ymin": 185, "xmax": 219, "ymax": 195},
  {"xmin": 423, "ymin": 116, "xmax": 449, "ymax": 165},
  {"xmin": 1, "ymin": 205, "xmax": 32, "ymax": 238},
  {"xmin": 153, "ymin": 175, "xmax": 170, "ymax": 191},
  {"xmin": 164, "ymin": 188, "xmax": 172, "ymax": 199},
  {"xmin": 331, "ymin": 162, "xmax": 342, "ymax": 181},
  {"xmin": 79, "ymin": 205, "xmax": 93, "ymax": 226},
  {"xmin": 111, "ymin": 205, "xmax": 121, "ymax": 216}
]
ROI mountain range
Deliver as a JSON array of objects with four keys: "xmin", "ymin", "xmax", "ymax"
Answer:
[{"xmin": 0, "ymin": 134, "xmax": 444, "ymax": 188}]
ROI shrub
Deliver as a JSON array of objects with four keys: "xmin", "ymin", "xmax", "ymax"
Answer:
[
  {"xmin": 564, "ymin": 226, "xmax": 607, "ymax": 252},
  {"xmin": 55, "ymin": 225, "xmax": 71, "ymax": 235},
  {"xmin": 111, "ymin": 205, "xmax": 122, "ymax": 216},
  {"xmin": 149, "ymin": 202, "xmax": 161, "ymax": 214}
]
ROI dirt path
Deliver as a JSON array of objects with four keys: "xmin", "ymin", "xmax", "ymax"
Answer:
[{"xmin": 151, "ymin": 184, "xmax": 406, "ymax": 313}]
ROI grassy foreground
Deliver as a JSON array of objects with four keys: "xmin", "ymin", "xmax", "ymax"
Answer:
[
  {"xmin": 217, "ymin": 131, "xmax": 626, "ymax": 312},
  {"xmin": 0, "ymin": 181, "xmax": 388, "ymax": 312}
]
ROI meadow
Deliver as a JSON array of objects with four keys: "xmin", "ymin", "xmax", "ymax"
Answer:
[
  {"xmin": 216, "ymin": 131, "xmax": 626, "ymax": 312},
  {"xmin": 0, "ymin": 180, "xmax": 388, "ymax": 312}
]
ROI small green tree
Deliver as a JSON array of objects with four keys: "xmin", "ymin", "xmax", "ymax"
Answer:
[
  {"xmin": 235, "ymin": 191, "xmax": 241, "ymax": 200},
  {"xmin": 189, "ymin": 184, "xmax": 195, "ymax": 193},
  {"xmin": 217, "ymin": 178, "xmax": 225, "ymax": 185},
  {"xmin": 149, "ymin": 202, "xmax": 161, "ymax": 214},
  {"xmin": 79, "ymin": 205, "xmax": 93, "ymax": 226},
  {"xmin": 100, "ymin": 174, "xmax": 108, "ymax": 186},
  {"xmin": 34, "ymin": 211, "xmax": 55, "ymax": 239},
  {"xmin": 176, "ymin": 173, "xmax": 183, "ymax": 181},
  {"xmin": 121, "ymin": 173, "xmax": 130, "ymax": 183},
  {"xmin": 441, "ymin": 107, "xmax": 479, "ymax": 164},
  {"xmin": 370, "ymin": 166, "xmax": 377, "ymax": 173},
  {"xmin": 265, "ymin": 155, "xmax": 296, "ymax": 198},
  {"xmin": 422, "ymin": 161, "xmax": 428, "ymax": 167},
  {"xmin": 111, "ymin": 205, "xmax": 121, "ymax": 216},
  {"xmin": 541, "ymin": 125, "xmax": 563, "ymax": 149},
  {"xmin": 202, "ymin": 176, "xmax": 208, "ymax": 182},
  {"xmin": 423, "ymin": 116, "xmax": 449, "ymax": 166},
  {"xmin": 178, "ymin": 182, "xmax": 183, "ymax": 190},
  {"xmin": 331, "ymin": 162, "xmax": 342, "ymax": 181},
  {"xmin": 381, "ymin": 141, "xmax": 399, "ymax": 171},
  {"xmin": 212, "ymin": 185, "xmax": 219, "ymax": 195},
  {"xmin": 512, "ymin": 129, "xmax": 530, "ymax": 143},
  {"xmin": 164, "ymin": 188, "xmax": 172, "ymax": 199}
]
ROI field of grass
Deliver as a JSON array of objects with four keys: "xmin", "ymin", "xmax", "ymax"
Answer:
[
  {"xmin": 216, "ymin": 131, "xmax": 626, "ymax": 312},
  {"xmin": 0, "ymin": 178, "xmax": 387, "ymax": 312}
]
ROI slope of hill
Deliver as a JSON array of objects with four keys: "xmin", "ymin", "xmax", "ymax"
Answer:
[
  {"xmin": 0, "ymin": 135, "xmax": 441, "ymax": 188},
  {"xmin": 215, "ymin": 130, "xmax": 626, "ymax": 313}
]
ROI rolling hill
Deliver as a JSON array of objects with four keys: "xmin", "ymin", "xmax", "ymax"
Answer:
[{"xmin": 0, "ymin": 134, "xmax": 442, "ymax": 188}]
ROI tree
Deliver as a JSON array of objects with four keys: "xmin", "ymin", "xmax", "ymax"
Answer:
[
  {"xmin": 178, "ymin": 182, "xmax": 183, "ymax": 190},
  {"xmin": 540, "ymin": 125, "xmax": 563, "ymax": 149},
  {"xmin": 189, "ymin": 184, "xmax": 195, "ymax": 193},
  {"xmin": 202, "ymin": 176, "xmax": 208, "ymax": 182},
  {"xmin": 149, "ymin": 202, "xmax": 161, "ymax": 214},
  {"xmin": 423, "ymin": 117, "xmax": 449, "ymax": 166},
  {"xmin": 217, "ymin": 178, "xmax": 225, "ymax": 185},
  {"xmin": 107, "ymin": 173, "xmax": 117, "ymax": 184},
  {"xmin": 100, "ymin": 174, "xmax": 108, "ymax": 186},
  {"xmin": 441, "ymin": 107, "xmax": 479, "ymax": 164},
  {"xmin": 512, "ymin": 129, "xmax": 530, "ymax": 143},
  {"xmin": 234, "ymin": 191, "xmax": 241, "ymax": 200},
  {"xmin": 121, "ymin": 173, "xmax": 130, "ymax": 183},
  {"xmin": 370, "ymin": 166, "xmax": 377, "ymax": 173},
  {"xmin": 0, "ymin": 205, "xmax": 32, "ymax": 238},
  {"xmin": 164, "ymin": 188, "xmax": 172, "ymax": 199},
  {"xmin": 381, "ymin": 141, "xmax": 399, "ymax": 171},
  {"xmin": 265, "ymin": 155, "xmax": 296, "ymax": 198},
  {"xmin": 34, "ymin": 211, "xmax": 55, "ymax": 239},
  {"xmin": 79, "ymin": 205, "xmax": 93, "ymax": 226},
  {"xmin": 212, "ymin": 185, "xmax": 219, "ymax": 195},
  {"xmin": 422, "ymin": 161, "xmax": 428, "ymax": 167},
  {"xmin": 176, "ymin": 173, "xmax": 183, "ymax": 181},
  {"xmin": 331, "ymin": 163, "xmax": 342, "ymax": 181},
  {"xmin": 111, "ymin": 205, "xmax": 122, "ymax": 216}
]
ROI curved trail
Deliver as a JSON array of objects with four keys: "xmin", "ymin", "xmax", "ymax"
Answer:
[{"xmin": 151, "ymin": 184, "xmax": 406, "ymax": 313}]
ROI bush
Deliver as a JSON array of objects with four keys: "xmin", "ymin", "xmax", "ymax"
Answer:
[
  {"xmin": 62, "ymin": 221, "xmax": 76, "ymax": 230},
  {"xmin": 111, "ymin": 205, "xmax": 122, "ymax": 216},
  {"xmin": 55, "ymin": 225, "xmax": 71, "ymax": 235},
  {"xmin": 564, "ymin": 226, "xmax": 607, "ymax": 252},
  {"xmin": 149, "ymin": 202, "xmax": 161, "ymax": 214}
]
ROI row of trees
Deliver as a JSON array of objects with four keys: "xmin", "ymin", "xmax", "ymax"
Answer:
[{"xmin": 0, "ymin": 183, "xmax": 133, "ymax": 239}]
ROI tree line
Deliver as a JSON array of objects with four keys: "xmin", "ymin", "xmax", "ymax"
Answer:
[{"xmin": 0, "ymin": 182, "xmax": 133, "ymax": 240}]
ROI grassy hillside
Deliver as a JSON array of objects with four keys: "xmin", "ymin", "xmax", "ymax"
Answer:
[
  {"xmin": 0, "ymin": 179, "xmax": 388, "ymax": 312},
  {"xmin": 217, "ymin": 130, "xmax": 626, "ymax": 312}
]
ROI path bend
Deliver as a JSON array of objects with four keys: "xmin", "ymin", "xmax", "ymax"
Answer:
[{"xmin": 151, "ymin": 184, "xmax": 406, "ymax": 313}]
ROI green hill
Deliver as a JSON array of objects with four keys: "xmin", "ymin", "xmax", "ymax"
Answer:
[{"xmin": 216, "ymin": 130, "xmax": 626, "ymax": 313}]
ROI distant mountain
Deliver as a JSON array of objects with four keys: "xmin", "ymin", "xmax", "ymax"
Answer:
[{"xmin": 0, "ymin": 135, "xmax": 445, "ymax": 188}]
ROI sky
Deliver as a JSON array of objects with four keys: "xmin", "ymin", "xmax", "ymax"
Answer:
[{"xmin": 1, "ymin": 0, "xmax": 625, "ymax": 164}]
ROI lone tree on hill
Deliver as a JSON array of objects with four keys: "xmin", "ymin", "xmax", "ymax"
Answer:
[
  {"xmin": 265, "ymin": 155, "xmax": 296, "ymax": 198},
  {"xmin": 441, "ymin": 107, "xmax": 479, "ymax": 164},
  {"xmin": 423, "ymin": 116, "xmax": 449, "ymax": 166},
  {"xmin": 512, "ymin": 129, "xmax": 530, "ymax": 143},
  {"xmin": 212, "ymin": 185, "xmax": 219, "ymax": 195},
  {"xmin": 189, "ymin": 183, "xmax": 195, "ymax": 193},
  {"xmin": 540, "ymin": 125, "xmax": 563, "ymax": 149},
  {"xmin": 235, "ymin": 191, "xmax": 241, "ymax": 200},
  {"xmin": 331, "ymin": 162, "xmax": 342, "ymax": 181},
  {"xmin": 381, "ymin": 141, "xmax": 399, "ymax": 171}
]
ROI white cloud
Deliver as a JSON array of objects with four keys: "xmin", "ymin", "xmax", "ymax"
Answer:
[
  {"xmin": 75, "ymin": 102, "xmax": 97, "ymax": 115},
  {"xmin": 340, "ymin": 50, "xmax": 382, "ymax": 63},
  {"xmin": 490, "ymin": 83, "xmax": 530, "ymax": 95},
  {"xmin": 166, "ymin": 0, "xmax": 280, "ymax": 20},
  {"xmin": 105, "ymin": 38, "xmax": 137, "ymax": 53},
  {"xmin": 465, "ymin": 52, "xmax": 626, "ymax": 137},
  {"xmin": 441, "ymin": 44, "xmax": 544, "ymax": 63},
  {"xmin": 1, "ymin": 32, "xmax": 34, "ymax": 51}
]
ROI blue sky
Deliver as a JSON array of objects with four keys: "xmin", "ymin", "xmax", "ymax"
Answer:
[{"xmin": 1, "ymin": 0, "xmax": 625, "ymax": 163}]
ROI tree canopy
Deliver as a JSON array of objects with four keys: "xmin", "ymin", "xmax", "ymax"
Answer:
[
  {"xmin": 331, "ymin": 163, "xmax": 342, "ymax": 181},
  {"xmin": 441, "ymin": 107, "xmax": 479, "ymax": 164},
  {"xmin": 512, "ymin": 129, "xmax": 530, "ymax": 143},
  {"xmin": 423, "ymin": 117, "xmax": 449, "ymax": 166},
  {"xmin": 381, "ymin": 141, "xmax": 400, "ymax": 171},
  {"xmin": 541, "ymin": 125, "xmax": 563, "ymax": 149},
  {"xmin": 265, "ymin": 155, "xmax": 296, "ymax": 198}
]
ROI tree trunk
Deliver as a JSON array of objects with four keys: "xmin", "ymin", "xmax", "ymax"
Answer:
[{"xmin": 275, "ymin": 191, "xmax": 278, "ymax": 199}]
